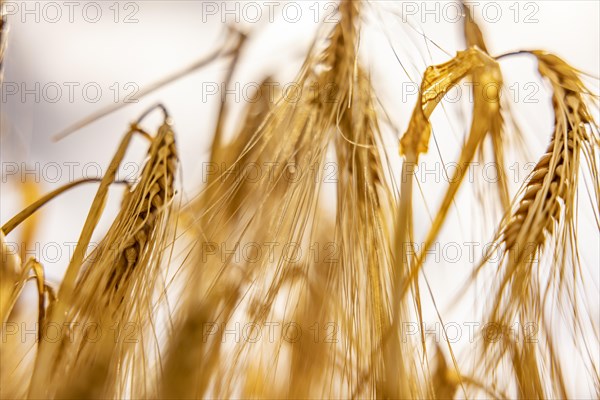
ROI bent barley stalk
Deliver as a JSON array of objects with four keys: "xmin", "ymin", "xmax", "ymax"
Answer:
[
  {"xmin": 390, "ymin": 6, "xmax": 524, "ymax": 312},
  {"xmin": 395, "ymin": 47, "xmax": 503, "ymax": 295},
  {"xmin": 463, "ymin": 1, "xmax": 512, "ymax": 213},
  {"xmin": 391, "ymin": 46, "xmax": 499, "ymax": 367},
  {"xmin": 2, "ymin": 178, "xmax": 108, "ymax": 236}
]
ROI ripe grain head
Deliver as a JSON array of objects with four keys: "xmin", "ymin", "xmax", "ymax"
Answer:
[
  {"xmin": 39, "ymin": 118, "xmax": 179, "ymax": 399},
  {"xmin": 470, "ymin": 51, "xmax": 599, "ymax": 398}
]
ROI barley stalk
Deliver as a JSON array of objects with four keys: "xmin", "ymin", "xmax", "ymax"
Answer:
[
  {"xmin": 2, "ymin": 178, "xmax": 106, "ymax": 235},
  {"xmin": 463, "ymin": 0, "xmax": 512, "ymax": 212},
  {"xmin": 389, "ymin": 49, "xmax": 499, "ymax": 390}
]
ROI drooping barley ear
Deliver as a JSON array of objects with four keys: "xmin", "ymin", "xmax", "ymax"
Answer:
[
  {"xmin": 54, "ymin": 118, "xmax": 177, "ymax": 399},
  {"xmin": 28, "ymin": 129, "xmax": 139, "ymax": 397},
  {"xmin": 28, "ymin": 107, "xmax": 176, "ymax": 398},
  {"xmin": 470, "ymin": 51, "xmax": 599, "ymax": 398},
  {"xmin": 99, "ymin": 121, "xmax": 177, "ymax": 307},
  {"xmin": 492, "ymin": 51, "xmax": 597, "ymax": 316}
]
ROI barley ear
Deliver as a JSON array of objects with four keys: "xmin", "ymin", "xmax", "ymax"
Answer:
[
  {"xmin": 28, "ymin": 122, "xmax": 150, "ymax": 398},
  {"xmin": 54, "ymin": 116, "xmax": 177, "ymax": 398},
  {"xmin": 467, "ymin": 50, "xmax": 599, "ymax": 398}
]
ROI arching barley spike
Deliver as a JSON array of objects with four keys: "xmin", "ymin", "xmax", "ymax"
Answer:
[
  {"xmin": 26, "ymin": 111, "xmax": 180, "ymax": 399},
  {"xmin": 469, "ymin": 50, "xmax": 599, "ymax": 399}
]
